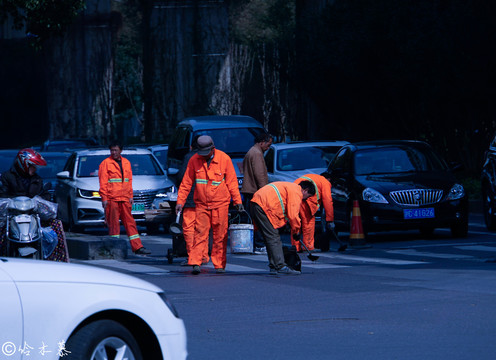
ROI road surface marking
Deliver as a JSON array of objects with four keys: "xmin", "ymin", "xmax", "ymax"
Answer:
[
  {"xmin": 318, "ymin": 252, "xmax": 426, "ymax": 265},
  {"xmin": 387, "ymin": 249, "xmax": 473, "ymax": 259},
  {"xmin": 455, "ymin": 245, "xmax": 496, "ymax": 252}
]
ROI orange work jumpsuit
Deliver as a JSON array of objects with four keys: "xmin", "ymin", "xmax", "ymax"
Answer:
[
  {"xmin": 292, "ymin": 174, "xmax": 334, "ymax": 251},
  {"xmin": 251, "ymin": 182, "xmax": 303, "ymax": 233},
  {"xmin": 177, "ymin": 149, "xmax": 242, "ymax": 269},
  {"xmin": 99, "ymin": 156, "xmax": 144, "ymax": 252}
]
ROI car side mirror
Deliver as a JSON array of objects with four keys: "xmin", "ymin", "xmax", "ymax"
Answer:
[
  {"xmin": 449, "ymin": 162, "xmax": 463, "ymax": 172},
  {"xmin": 56, "ymin": 171, "xmax": 70, "ymax": 179},
  {"xmin": 167, "ymin": 167, "xmax": 179, "ymax": 176},
  {"xmin": 327, "ymin": 168, "xmax": 349, "ymax": 178}
]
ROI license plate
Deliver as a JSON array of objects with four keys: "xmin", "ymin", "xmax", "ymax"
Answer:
[
  {"xmin": 403, "ymin": 208, "xmax": 435, "ymax": 219},
  {"xmin": 132, "ymin": 203, "xmax": 145, "ymax": 213}
]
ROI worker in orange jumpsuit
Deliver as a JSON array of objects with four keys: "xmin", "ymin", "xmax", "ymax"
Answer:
[
  {"xmin": 250, "ymin": 181, "xmax": 315, "ymax": 274},
  {"xmin": 176, "ymin": 135, "xmax": 209, "ymax": 265},
  {"xmin": 99, "ymin": 142, "xmax": 150, "ymax": 255},
  {"xmin": 175, "ymin": 135, "xmax": 243, "ymax": 274},
  {"xmin": 292, "ymin": 174, "xmax": 334, "ymax": 252}
]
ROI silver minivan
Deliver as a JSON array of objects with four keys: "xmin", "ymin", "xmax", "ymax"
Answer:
[{"xmin": 55, "ymin": 148, "xmax": 176, "ymax": 232}]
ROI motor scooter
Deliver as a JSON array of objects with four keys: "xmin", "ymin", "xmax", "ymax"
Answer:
[
  {"xmin": 0, "ymin": 194, "xmax": 59, "ymax": 259},
  {"xmin": 5, "ymin": 196, "xmax": 43, "ymax": 258}
]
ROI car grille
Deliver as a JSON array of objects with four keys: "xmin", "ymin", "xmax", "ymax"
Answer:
[
  {"xmin": 390, "ymin": 189, "xmax": 443, "ymax": 206},
  {"xmin": 133, "ymin": 190, "xmax": 157, "ymax": 209}
]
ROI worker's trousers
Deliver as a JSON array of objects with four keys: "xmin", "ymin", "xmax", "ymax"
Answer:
[
  {"xmin": 188, "ymin": 205, "xmax": 229, "ymax": 269},
  {"xmin": 182, "ymin": 206, "xmax": 209, "ymax": 262},
  {"xmin": 105, "ymin": 200, "xmax": 143, "ymax": 252}
]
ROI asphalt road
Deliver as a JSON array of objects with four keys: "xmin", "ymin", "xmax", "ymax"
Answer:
[{"xmin": 77, "ymin": 213, "xmax": 496, "ymax": 360}]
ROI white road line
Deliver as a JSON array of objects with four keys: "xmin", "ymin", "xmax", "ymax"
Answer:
[
  {"xmin": 83, "ymin": 259, "xmax": 171, "ymax": 275},
  {"xmin": 302, "ymin": 263, "xmax": 350, "ymax": 269},
  {"xmin": 455, "ymin": 245, "xmax": 496, "ymax": 252},
  {"xmin": 386, "ymin": 249, "xmax": 473, "ymax": 259},
  {"xmin": 317, "ymin": 252, "xmax": 426, "ymax": 265}
]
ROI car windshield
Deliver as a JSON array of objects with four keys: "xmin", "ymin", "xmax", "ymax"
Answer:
[
  {"xmin": 77, "ymin": 154, "xmax": 164, "ymax": 177},
  {"xmin": 277, "ymin": 145, "xmax": 341, "ymax": 171},
  {"xmin": 38, "ymin": 154, "xmax": 71, "ymax": 178},
  {"xmin": 152, "ymin": 150, "xmax": 168, "ymax": 169},
  {"xmin": 193, "ymin": 128, "xmax": 265, "ymax": 157},
  {"xmin": 354, "ymin": 146, "xmax": 448, "ymax": 175}
]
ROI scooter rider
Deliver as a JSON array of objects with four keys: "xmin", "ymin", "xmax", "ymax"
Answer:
[
  {"xmin": 0, "ymin": 148, "xmax": 69, "ymax": 262},
  {"xmin": 0, "ymin": 148, "xmax": 50, "ymax": 200}
]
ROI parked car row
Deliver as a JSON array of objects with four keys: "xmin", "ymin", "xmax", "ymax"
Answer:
[{"xmin": 0, "ymin": 121, "xmax": 487, "ymax": 239}]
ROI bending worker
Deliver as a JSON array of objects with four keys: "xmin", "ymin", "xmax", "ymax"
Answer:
[
  {"xmin": 99, "ymin": 142, "xmax": 151, "ymax": 255},
  {"xmin": 175, "ymin": 135, "xmax": 243, "ymax": 274},
  {"xmin": 250, "ymin": 181, "xmax": 315, "ymax": 274},
  {"xmin": 292, "ymin": 173, "xmax": 334, "ymax": 252}
]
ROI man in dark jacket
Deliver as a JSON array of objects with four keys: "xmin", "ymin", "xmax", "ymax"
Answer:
[
  {"xmin": 0, "ymin": 148, "xmax": 50, "ymax": 200},
  {"xmin": 241, "ymin": 132, "xmax": 273, "ymax": 253}
]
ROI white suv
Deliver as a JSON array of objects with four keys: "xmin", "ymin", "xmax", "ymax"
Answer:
[{"xmin": 55, "ymin": 148, "xmax": 176, "ymax": 232}]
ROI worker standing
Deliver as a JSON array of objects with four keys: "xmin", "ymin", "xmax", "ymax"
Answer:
[
  {"xmin": 241, "ymin": 132, "xmax": 273, "ymax": 253},
  {"xmin": 292, "ymin": 174, "xmax": 334, "ymax": 252},
  {"xmin": 99, "ymin": 142, "xmax": 151, "ymax": 255},
  {"xmin": 250, "ymin": 181, "xmax": 315, "ymax": 274},
  {"xmin": 175, "ymin": 135, "xmax": 243, "ymax": 274}
]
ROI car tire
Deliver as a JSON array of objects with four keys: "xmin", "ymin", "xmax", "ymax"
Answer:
[
  {"xmin": 451, "ymin": 219, "xmax": 468, "ymax": 238},
  {"xmin": 65, "ymin": 319, "xmax": 143, "ymax": 360},
  {"xmin": 482, "ymin": 186, "xmax": 496, "ymax": 231},
  {"xmin": 68, "ymin": 201, "xmax": 84, "ymax": 233},
  {"xmin": 146, "ymin": 223, "xmax": 161, "ymax": 234},
  {"xmin": 419, "ymin": 227, "xmax": 435, "ymax": 238}
]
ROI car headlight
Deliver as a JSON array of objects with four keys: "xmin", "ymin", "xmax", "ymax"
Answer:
[
  {"xmin": 446, "ymin": 183, "xmax": 465, "ymax": 200},
  {"xmin": 155, "ymin": 186, "xmax": 177, "ymax": 200},
  {"xmin": 78, "ymin": 189, "xmax": 101, "ymax": 199},
  {"xmin": 362, "ymin": 188, "xmax": 388, "ymax": 204}
]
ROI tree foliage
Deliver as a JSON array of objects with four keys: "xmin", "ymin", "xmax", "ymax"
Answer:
[{"xmin": 0, "ymin": 0, "xmax": 85, "ymax": 47}]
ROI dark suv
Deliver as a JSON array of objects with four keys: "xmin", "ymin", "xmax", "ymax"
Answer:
[
  {"xmin": 167, "ymin": 115, "xmax": 267, "ymax": 187},
  {"xmin": 481, "ymin": 134, "xmax": 496, "ymax": 230}
]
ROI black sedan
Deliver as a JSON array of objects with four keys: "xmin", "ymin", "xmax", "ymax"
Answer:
[{"xmin": 322, "ymin": 140, "xmax": 468, "ymax": 237}]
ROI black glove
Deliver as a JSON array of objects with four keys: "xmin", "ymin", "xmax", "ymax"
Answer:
[
  {"xmin": 326, "ymin": 221, "xmax": 335, "ymax": 231},
  {"xmin": 292, "ymin": 232, "xmax": 301, "ymax": 241},
  {"xmin": 235, "ymin": 203, "xmax": 245, "ymax": 212}
]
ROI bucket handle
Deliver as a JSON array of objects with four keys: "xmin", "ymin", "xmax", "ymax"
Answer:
[{"xmin": 230, "ymin": 209, "xmax": 252, "ymax": 225}]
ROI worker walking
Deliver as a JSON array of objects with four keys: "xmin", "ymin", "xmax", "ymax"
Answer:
[
  {"xmin": 175, "ymin": 135, "xmax": 243, "ymax": 274},
  {"xmin": 99, "ymin": 142, "xmax": 151, "ymax": 255},
  {"xmin": 292, "ymin": 174, "xmax": 334, "ymax": 252},
  {"xmin": 250, "ymin": 181, "xmax": 315, "ymax": 274},
  {"xmin": 241, "ymin": 132, "xmax": 273, "ymax": 253},
  {"xmin": 175, "ymin": 135, "xmax": 209, "ymax": 265}
]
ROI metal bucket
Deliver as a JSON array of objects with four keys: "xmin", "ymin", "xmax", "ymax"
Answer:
[
  {"xmin": 169, "ymin": 211, "xmax": 182, "ymax": 235},
  {"xmin": 229, "ymin": 223, "xmax": 254, "ymax": 253}
]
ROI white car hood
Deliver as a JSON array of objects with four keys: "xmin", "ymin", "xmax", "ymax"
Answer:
[
  {"xmin": 74, "ymin": 175, "xmax": 173, "ymax": 191},
  {"xmin": 0, "ymin": 258, "xmax": 161, "ymax": 292}
]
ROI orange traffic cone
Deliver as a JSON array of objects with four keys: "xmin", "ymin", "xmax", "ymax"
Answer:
[{"xmin": 349, "ymin": 200, "xmax": 369, "ymax": 248}]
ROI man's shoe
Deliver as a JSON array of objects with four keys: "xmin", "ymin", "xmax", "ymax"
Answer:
[
  {"xmin": 180, "ymin": 259, "xmax": 189, "ymax": 266},
  {"xmin": 192, "ymin": 265, "xmax": 201, "ymax": 275},
  {"xmin": 134, "ymin": 247, "xmax": 151, "ymax": 255},
  {"xmin": 269, "ymin": 267, "xmax": 277, "ymax": 275},
  {"xmin": 215, "ymin": 268, "xmax": 226, "ymax": 273},
  {"xmin": 277, "ymin": 266, "xmax": 301, "ymax": 275},
  {"xmin": 254, "ymin": 246, "xmax": 267, "ymax": 254}
]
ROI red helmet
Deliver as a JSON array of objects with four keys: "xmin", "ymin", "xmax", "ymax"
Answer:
[{"xmin": 15, "ymin": 148, "xmax": 47, "ymax": 174}]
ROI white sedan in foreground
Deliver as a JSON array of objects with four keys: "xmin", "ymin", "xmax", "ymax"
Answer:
[{"xmin": 0, "ymin": 258, "xmax": 187, "ymax": 360}]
